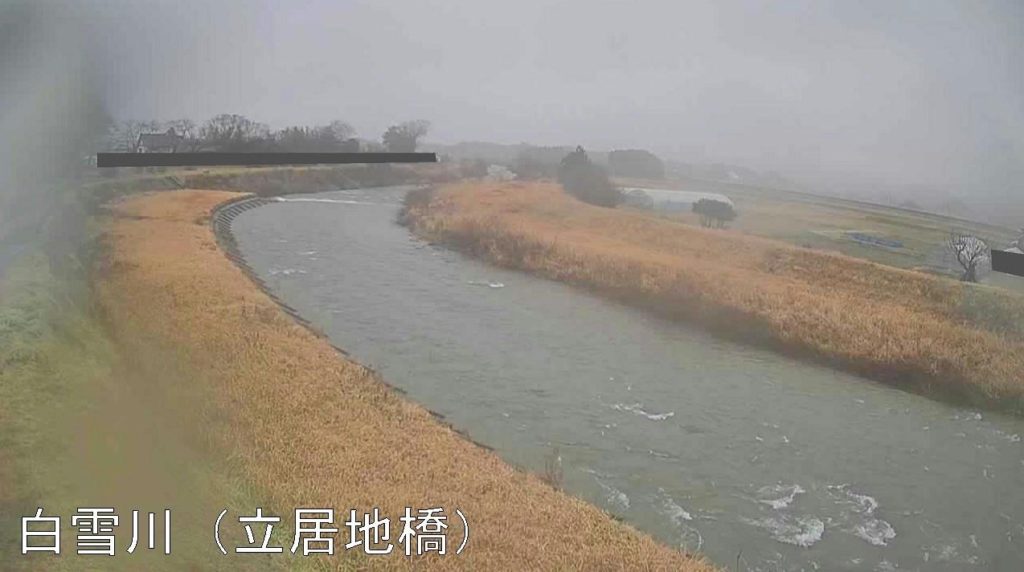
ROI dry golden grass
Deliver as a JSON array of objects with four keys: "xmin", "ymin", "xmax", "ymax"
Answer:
[
  {"xmin": 94, "ymin": 189, "xmax": 712, "ymax": 571},
  {"xmin": 404, "ymin": 181, "xmax": 1024, "ymax": 411}
]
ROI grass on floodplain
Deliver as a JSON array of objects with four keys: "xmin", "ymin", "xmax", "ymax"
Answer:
[
  {"xmin": 0, "ymin": 253, "xmax": 305, "ymax": 572},
  {"xmin": 614, "ymin": 176, "xmax": 1024, "ymax": 294},
  {"xmin": 1, "ymin": 166, "xmax": 461, "ymax": 572},
  {"xmin": 403, "ymin": 181, "xmax": 1024, "ymax": 413},
  {"xmin": 91, "ymin": 189, "xmax": 713, "ymax": 571}
]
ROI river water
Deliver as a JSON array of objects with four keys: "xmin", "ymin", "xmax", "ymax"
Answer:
[{"xmin": 232, "ymin": 186, "xmax": 1024, "ymax": 571}]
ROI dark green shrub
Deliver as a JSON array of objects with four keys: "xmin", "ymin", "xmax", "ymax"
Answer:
[{"xmin": 557, "ymin": 146, "xmax": 622, "ymax": 207}]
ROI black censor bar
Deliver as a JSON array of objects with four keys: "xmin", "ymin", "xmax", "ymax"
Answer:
[
  {"xmin": 97, "ymin": 152, "xmax": 437, "ymax": 168},
  {"xmin": 991, "ymin": 249, "xmax": 1024, "ymax": 278}
]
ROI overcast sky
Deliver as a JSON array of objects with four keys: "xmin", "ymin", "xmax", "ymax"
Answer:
[{"xmin": 90, "ymin": 0, "xmax": 1023, "ymax": 196}]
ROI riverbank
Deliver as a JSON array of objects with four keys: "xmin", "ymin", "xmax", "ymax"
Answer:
[
  {"xmin": 402, "ymin": 181, "xmax": 1024, "ymax": 412},
  {"xmin": 90, "ymin": 189, "xmax": 711, "ymax": 570},
  {"xmin": 0, "ymin": 253, "xmax": 270, "ymax": 571},
  {"xmin": 82, "ymin": 163, "xmax": 459, "ymax": 207}
]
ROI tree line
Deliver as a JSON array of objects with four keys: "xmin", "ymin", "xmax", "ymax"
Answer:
[
  {"xmin": 556, "ymin": 146, "xmax": 738, "ymax": 229},
  {"xmin": 106, "ymin": 115, "xmax": 431, "ymax": 153}
]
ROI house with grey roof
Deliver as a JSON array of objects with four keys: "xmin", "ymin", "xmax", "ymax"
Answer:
[{"xmin": 136, "ymin": 128, "xmax": 185, "ymax": 153}]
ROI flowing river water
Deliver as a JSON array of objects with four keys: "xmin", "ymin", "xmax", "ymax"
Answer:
[{"xmin": 232, "ymin": 186, "xmax": 1024, "ymax": 571}]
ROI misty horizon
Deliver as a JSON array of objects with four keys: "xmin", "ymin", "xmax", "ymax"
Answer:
[
  {"xmin": 5, "ymin": 4, "xmax": 1024, "ymax": 570},
  {"xmin": 3, "ymin": 0, "xmax": 1022, "ymax": 219},
  {"xmin": 83, "ymin": 0, "xmax": 1021, "ymax": 201}
]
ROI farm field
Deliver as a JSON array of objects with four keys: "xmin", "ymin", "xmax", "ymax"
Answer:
[{"xmin": 619, "ymin": 177, "xmax": 1024, "ymax": 293}]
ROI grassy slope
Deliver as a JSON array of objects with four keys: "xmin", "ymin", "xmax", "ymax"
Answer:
[
  {"xmin": 2, "ymin": 166, "xmax": 453, "ymax": 571},
  {"xmin": 0, "ymin": 253, "xmax": 295, "ymax": 571},
  {"xmin": 90, "ymin": 189, "xmax": 710, "ymax": 571},
  {"xmin": 404, "ymin": 181, "xmax": 1024, "ymax": 412}
]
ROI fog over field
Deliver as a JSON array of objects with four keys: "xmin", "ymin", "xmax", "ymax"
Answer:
[
  {"xmin": 3, "ymin": 4, "xmax": 1024, "ymax": 569},
  {"xmin": 3, "ymin": 0, "xmax": 1023, "ymax": 221}
]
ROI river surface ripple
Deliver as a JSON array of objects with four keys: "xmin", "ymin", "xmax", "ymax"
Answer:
[{"xmin": 233, "ymin": 187, "xmax": 1024, "ymax": 571}]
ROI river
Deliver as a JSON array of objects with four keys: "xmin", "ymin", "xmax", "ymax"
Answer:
[{"xmin": 231, "ymin": 186, "xmax": 1024, "ymax": 571}]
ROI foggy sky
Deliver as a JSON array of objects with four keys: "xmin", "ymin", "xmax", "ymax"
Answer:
[{"xmin": 63, "ymin": 0, "xmax": 1024, "ymax": 197}]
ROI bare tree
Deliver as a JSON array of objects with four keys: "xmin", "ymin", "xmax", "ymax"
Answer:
[
  {"xmin": 947, "ymin": 231, "xmax": 989, "ymax": 282},
  {"xmin": 275, "ymin": 126, "xmax": 317, "ymax": 151},
  {"xmin": 382, "ymin": 119, "xmax": 430, "ymax": 152},
  {"xmin": 326, "ymin": 120, "xmax": 355, "ymax": 141},
  {"xmin": 105, "ymin": 121, "xmax": 134, "ymax": 152},
  {"xmin": 274, "ymin": 120, "xmax": 357, "ymax": 152},
  {"xmin": 109, "ymin": 119, "xmax": 161, "ymax": 152},
  {"xmin": 163, "ymin": 118, "xmax": 202, "ymax": 151},
  {"xmin": 200, "ymin": 114, "xmax": 270, "ymax": 151},
  {"xmin": 164, "ymin": 118, "xmax": 196, "ymax": 139}
]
